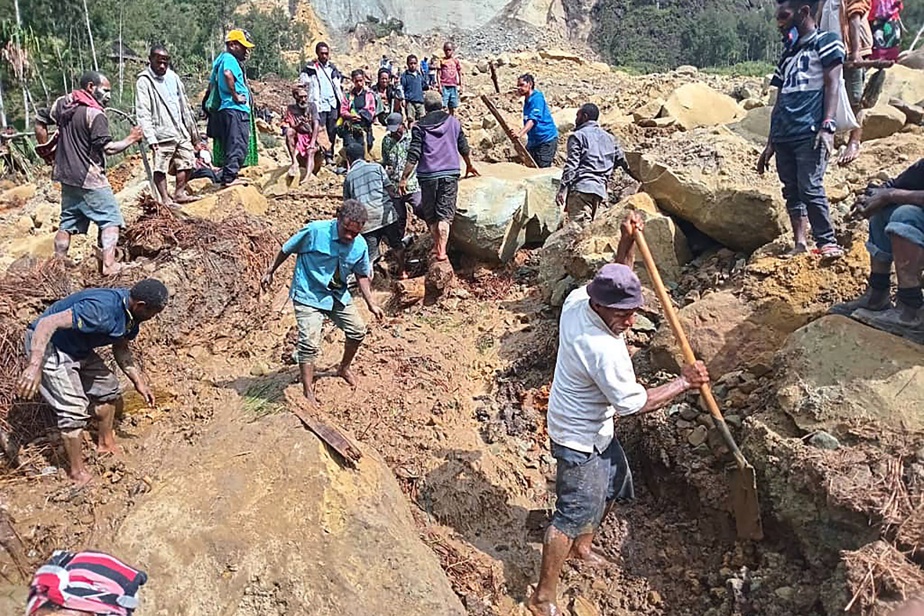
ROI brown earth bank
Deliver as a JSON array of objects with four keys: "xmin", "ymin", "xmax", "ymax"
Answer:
[{"xmin": 1, "ymin": 47, "xmax": 924, "ymax": 616}]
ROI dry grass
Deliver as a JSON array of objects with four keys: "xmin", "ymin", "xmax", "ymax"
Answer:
[{"xmin": 843, "ymin": 541, "xmax": 924, "ymax": 612}]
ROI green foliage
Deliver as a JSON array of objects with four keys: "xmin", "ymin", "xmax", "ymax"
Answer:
[
  {"xmin": 0, "ymin": 0, "xmax": 303, "ymax": 128},
  {"xmin": 593, "ymin": 0, "xmax": 782, "ymax": 71}
]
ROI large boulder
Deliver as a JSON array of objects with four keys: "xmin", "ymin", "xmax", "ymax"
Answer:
[
  {"xmin": 183, "ymin": 184, "xmax": 269, "ymax": 220},
  {"xmin": 661, "ymin": 82, "xmax": 745, "ymax": 130},
  {"xmin": 861, "ymin": 104, "xmax": 907, "ymax": 141},
  {"xmin": 775, "ymin": 316, "xmax": 924, "ymax": 439},
  {"xmin": 538, "ymin": 48, "xmax": 583, "ymax": 63},
  {"xmin": 112, "ymin": 410, "xmax": 466, "ymax": 615},
  {"xmin": 451, "ymin": 163, "xmax": 561, "ymax": 263},
  {"xmin": 728, "ymin": 106, "xmax": 772, "ymax": 145},
  {"xmin": 538, "ymin": 193, "xmax": 691, "ymax": 304},
  {"xmin": 878, "ymin": 64, "xmax": 924, "ymax": 106},
  {"xmin": 552, "ymin": 108, "xmax": 579, "ymax": 134},
  {"xmin": 627, "ymin": 130, "xmax": 788, "ymax": 252},
  {"xmin": 648, "ymin": 290, "xmax": 793, "ymax": 378}
]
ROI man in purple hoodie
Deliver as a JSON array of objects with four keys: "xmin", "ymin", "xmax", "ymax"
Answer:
[{"xmin": 399, "ymin": 91, "xmax": 479, "ymax": 262}]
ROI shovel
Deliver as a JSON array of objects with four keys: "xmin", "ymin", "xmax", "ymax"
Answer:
[{"xmin": 634, "ymin": 228, "xmax": 764, "ymax": 541}]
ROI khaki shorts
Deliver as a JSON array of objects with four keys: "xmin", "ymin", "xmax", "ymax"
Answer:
[
  {"xmin": 293, "ymin": 300, "xmax": 367, "ymax": 364},
  {"xmin": 153, "ymin": 139, "xmax": 196, "ymax": 174},
  {"xmin": 24, "ymin": 331, "xmax": 122, "ymax": 431}
]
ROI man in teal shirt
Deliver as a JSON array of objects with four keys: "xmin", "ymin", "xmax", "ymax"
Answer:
[
  {"xmin": 209, "ymin": 29, "xmax": 253, "ymax": 187},
  {"xmin": 261, "ymin": 200, "xmax": 385, "ymax": 406}
]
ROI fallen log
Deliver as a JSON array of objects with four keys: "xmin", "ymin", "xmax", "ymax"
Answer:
[{"xmin": 480, "ymin": 94, "xmax": 537, "ymax": 168}]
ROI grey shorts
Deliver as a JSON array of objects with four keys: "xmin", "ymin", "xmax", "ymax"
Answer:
[
  {"xmin": 418, "ymin": 176, "xmax": 459, "ymax": 225},
  {"xmin": 550, "ymin": 438, "xmax": 634, "ymax": 538},
  {"xmin": 293, "ymin": 300, "xmax": 366, "ymax": 364},
  {"xmin": 844, "ymin": 66, "xmax": 866, "ymax": 110},
  {"xmin": 60, "ymin": 184, "xmax": 125, "ymax": 235},
  {"xmin": 24, "ymin": 331, "xmax": 121, "ymax": 431}
]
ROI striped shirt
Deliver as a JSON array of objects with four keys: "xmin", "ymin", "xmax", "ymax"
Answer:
[
  {"xmin": 343, "ymin": 159, "xmax": 397, "ymax": 233},
  {"xmin": 770, "ymin": 30, "xmax": 845, "ymax": 143}
]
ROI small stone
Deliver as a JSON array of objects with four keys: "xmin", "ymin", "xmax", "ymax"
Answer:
[
  {"xmin": 774, "ymin": 586, "xmax": 795, "ymax": 602},
  {"xmin": 679, "ymin": 404, "xmax": 699, "ymax": 421},
  {"xmin": 696, "ymin": 414, "xmax": 715, "ymax": 428},
  {"xmin": 647, "ymin": 590, "xmax": 663, "ymax": 606},
  {"xmin": 688, "ymin": 425, "xmax": 708, "ymax": 447},
  {"xmin": 571, "ymin": 596, "xmax": 599, "ymax": 616},
  {"xmin": 676, "ymin": 419, "xmax": 695, "ymax": 429},
  {"xmin": 632, "ymin": 314, "xmax": 657, "ymax": 333},
  {"xmin": 14, "ymin": 214, "xmax": 34, "ymax": 234},
  {"xmin": 725, "ymin": 414, "xmax": 743, "ymax": 428},
  {"xmin": 808, "ymin": 431, "xmax": 840, "ymax": 450},
  {"xmin": 249, "ymin": 362, "xmax": 270, "ymax": 377}
]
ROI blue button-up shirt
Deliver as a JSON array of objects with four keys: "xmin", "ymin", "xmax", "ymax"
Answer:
[
  {"xmin": 282, "ymin": 219, "xmax": 371, "ymax": 310},
  {"xmin": 29, "ymin": 288, "xmax": 139, "ymax": 359}
]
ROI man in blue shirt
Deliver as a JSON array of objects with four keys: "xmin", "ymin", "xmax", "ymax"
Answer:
[
  {"xmin": 209, "ymin": 29, "xmax": 254, "ymax": 187},
  {"xmin": 757, "ymin": 0, "xmax": 845, "ymax": 259},
  {"xmin": 16, "ymin": 279, "xmax": 169, "ymax": 486},
  {"xmin": 261, "ymin": 200, "xmax": 385, "ymax": 406},
  {"xmin": 400, "ymin": 55, "xmax": 428, "ymax": 126},
  {"xmin": 516, "ymin": 74, "xmax": 559, "ymax": 168}
]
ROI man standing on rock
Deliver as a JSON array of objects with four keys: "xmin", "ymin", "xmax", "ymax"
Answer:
[
  {"xmin": 300, "ymin": 42, "xmax": 345, "ymax": 165},
  {"xmin": 35, "ymin": 71, "xmax": 143, "ymax": 276},
  {"xmin": 343, "ymin": 142, "xmax": 406, "ymax": 278},
  {"xmin": 261, "ymin": 200, "xmax": 384, "ymax": 407},
  {"xmin": 400, "ymin": 55, "xmax": 428, "ymax": 126},
  {"xmin": 757, "ymin": 0, "xmax": 846, "ymax": 259},
  {"xmin": 528, "ymin": 214, "xmax": 710, "ymax": 616},
  {"xmin": 135, "ymin": 44, "xmax": 200, "ymax": 206},
  {"xmin": 516, "ymin": 74, "xmax": 559, "ymax": 168},
  {"xmin": 830, "ymin": 158, "xmax": 924, "ymax": 341},
  {"xmin": 16, "ymin": 279, "xmax": 169, "ymax": 486},
  {"xmin": 207, "ymin": 29, "xmax": 254, "ymax": 188},
  {"xmin": 556, "ymin": 103, "xmax": 630, "ymax": 224},
  {"xmin": 399, "ymin": 91, "xmax": 479, "ymax": 263}
]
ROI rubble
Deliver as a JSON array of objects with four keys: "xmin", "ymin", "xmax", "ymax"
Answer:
[{"xmin": 660, "ymin": 82, "xmax": 745, "ymax": 130}]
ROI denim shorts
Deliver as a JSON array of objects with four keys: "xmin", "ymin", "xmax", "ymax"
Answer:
[
  {"xmin": 60, "ymin": 185, "xmax": 124, "ymax": 234},
  {"xmin": 867, "ymin": 203, "xmax": 924, "ymax": 262},
  {"xmin": 550, "ymin": 438, "xmax": 634, "ymax": 538},
  {"xmin": 441, "ymin": 86, "xmax": 460, "ymax": 110}
]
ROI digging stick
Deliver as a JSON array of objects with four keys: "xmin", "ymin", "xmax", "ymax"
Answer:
[
  {"xmin": 480, "ymin": 94, "xmax": 537, "ymax": 168},
  {"xmin": 634, "ymin": 228, "xmax": 764, "ymax": 541},
  {"xmin": 107, "ymin": 107, "xmax": 159, "ymax": 203},
  {"xmin": 489, "ymin": 61, "xmax": 500, "ymax": 94}
]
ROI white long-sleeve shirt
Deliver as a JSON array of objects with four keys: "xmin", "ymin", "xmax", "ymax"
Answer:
[{"xmin": 546, "ymin": 286, "xmax": 648, "ymax": 453}]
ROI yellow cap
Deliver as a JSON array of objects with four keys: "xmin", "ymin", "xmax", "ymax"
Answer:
[{"xmin": 226, "ymin": 29, "xmax": 255, "ymax": 48}]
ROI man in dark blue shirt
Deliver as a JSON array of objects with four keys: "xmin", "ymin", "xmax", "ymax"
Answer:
[
  {"xmin": 757, "ymin": 0, "xmax": 845, "ymax": 259},
  {"xmin": 17, "ymin": 279, "xmax": 169, "ymax": 486}
]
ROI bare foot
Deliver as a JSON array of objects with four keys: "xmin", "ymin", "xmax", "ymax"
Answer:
[
  {"xmin": 302, "ymin": 388, "xmax": 321, "ymax": 408},
  {"xmin": 68, "ymin": 469, "xmax": 93, "ymax": 488},
  {"xmin": 781, "ymin": 243, "xmax": 808, "ymax": 260},
  {"xmin": 221, "ymin": 178, "xmax": 249, "ymax": 188},
  {"xmin": 838, "ymin": 141, "xmax": 860, "ymax": 166},
  {"xmin": 96, "ymin": 442, "xmax": 122, "ymax": 457},
  {"xmin": 299, "ymin": 173, "xmax": 314, "ymax": 185},
  {"xmin": 568, "ymin": 546, "xmax": 613, "ymax": 567},
  {"xmin": 526, "ymin": 592, "xmax": 561, "ymax": 616},
  {"xmin": 337, "ymin": 366, "xmax": 358, "ymax": 387},
  {"xmin": 174, "ymin": 194, "xmax": 200, "ymax": 204}
]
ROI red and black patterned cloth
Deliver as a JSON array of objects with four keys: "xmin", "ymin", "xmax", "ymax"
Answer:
[{"xmin": 26, "ymin": 550, "xmax": 147, "ymax": 615}]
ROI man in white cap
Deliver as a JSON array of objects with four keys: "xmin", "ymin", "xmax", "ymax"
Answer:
[{"xmin": 528, "ymin": 213, "xmax": 710, "ymax": 616}]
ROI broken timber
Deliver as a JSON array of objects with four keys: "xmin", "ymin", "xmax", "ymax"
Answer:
[
  {"xmin": 480, "ymin": 94, "xmax": 537, "ymax": 168},
  {"xmin": 489, "ymin": 61, "xmax": 500, "ymax": 94},
  {"xmin": 286, "ymin": 390, "xmax": 363, "ymax": 468}
]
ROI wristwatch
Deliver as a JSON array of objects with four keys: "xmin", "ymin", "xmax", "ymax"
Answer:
[{"xmin": 821, "ymin": 119, "xmax": 837, "ymax": 134}]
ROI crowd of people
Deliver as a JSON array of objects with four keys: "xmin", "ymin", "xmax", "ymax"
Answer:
[{"xmin": 14, "ymin": 3, "xmax": 924, "ymax": 613}]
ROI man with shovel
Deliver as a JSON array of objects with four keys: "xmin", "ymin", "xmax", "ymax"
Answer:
[{"xmin": 528, "ymin": 213, "xmax": 710, "ymax": 616}]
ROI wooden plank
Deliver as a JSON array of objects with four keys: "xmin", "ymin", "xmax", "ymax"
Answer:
[
  {"xmin": 286, "ymin": 390, "xmax": 362, "ymax": 468},
  {"xmin": 488, "ymin": 61, "xmax": 500, "ymax": 94},
  {"xmin": 480, "ymin": 94, "xmax": 537, "ymax": 168}
]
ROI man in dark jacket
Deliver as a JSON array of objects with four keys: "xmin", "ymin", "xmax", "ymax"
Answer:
[{"xmin": 399, "ymin": 91, "xmax": 479, "ymax": 262}]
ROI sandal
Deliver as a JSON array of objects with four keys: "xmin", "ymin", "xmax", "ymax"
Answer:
[{"xmin": 814, "ymin": 244, "xmax": 845, "ymax": 259}]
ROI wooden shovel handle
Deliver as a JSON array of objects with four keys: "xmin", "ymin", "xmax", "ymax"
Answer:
[{"xmin": 633, "ymin": 229, "xmax": 749, "ymax": 469}]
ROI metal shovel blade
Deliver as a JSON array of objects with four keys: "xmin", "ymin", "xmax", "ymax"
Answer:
[{"xmin": 730, "ymin": 464, "xmax": 763, "ymax": 541}]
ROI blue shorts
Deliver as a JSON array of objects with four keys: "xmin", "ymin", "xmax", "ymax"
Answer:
[
  {"xmin": 550, "ymin": 438, "xmax": 634, "ymax": 539},
  {"xmin": 60, "ymin": 185, "xmax": 124, "ymax": 235},
  {"xmin": 441, "ymin": 86, "xmax": 460, "ymax": 110}
]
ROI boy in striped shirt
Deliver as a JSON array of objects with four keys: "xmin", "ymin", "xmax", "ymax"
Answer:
[{"xmin": 757, "ymin": 0, "xmax": 846, "ymax": 259}]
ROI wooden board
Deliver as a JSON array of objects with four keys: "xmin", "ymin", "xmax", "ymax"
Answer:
[{"xmin": 480, "ymin": 94, "xmax": 537, "ymax": 168}]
